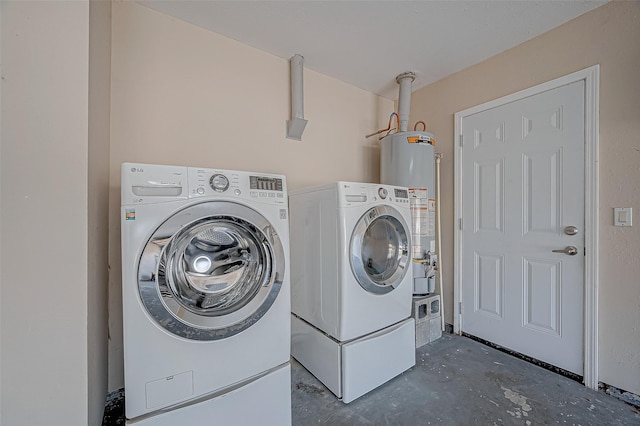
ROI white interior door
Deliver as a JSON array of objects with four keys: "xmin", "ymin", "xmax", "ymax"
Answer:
[{"xmin": 460, "ymin": 81, "xmax": 585, "ymax": 375}]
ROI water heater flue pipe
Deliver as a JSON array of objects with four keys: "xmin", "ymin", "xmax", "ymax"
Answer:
[
  {"xmin": 396, "ymin": 72, "xmax": 416, "ymax": 132},
  {"xmin": 286, "ymin": 54, "xmax": 308, "ymax": 141}
]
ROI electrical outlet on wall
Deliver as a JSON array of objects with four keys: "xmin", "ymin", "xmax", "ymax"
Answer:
[{"xmin": 614, "ymin": 207, "xmax": 633, "ymax": 227}]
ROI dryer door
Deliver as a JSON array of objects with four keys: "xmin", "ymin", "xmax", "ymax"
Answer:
[
  {"xmin": 137, "ymin": 201, "xmax": 285, "ymax": 340},
  {"xmin": 350, "ymin": 205, "xmax": 410, "ymax": 294}
]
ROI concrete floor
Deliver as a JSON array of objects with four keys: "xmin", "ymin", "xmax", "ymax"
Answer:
[
  {"xmin": 104, "ymin": 333, "xmax": 640, "ymax": 425},
  {"xmin": 291, "ymin": 333, "xmax": 640, "ymax": 425}
]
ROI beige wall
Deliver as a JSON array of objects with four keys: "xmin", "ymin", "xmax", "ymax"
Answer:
[
  {"xmin": 0, "ymin": 1, "xmax": 108, "ymax": 424},
  {"xmin": 88, "ymin": 0, "xmax": 111, "ymax": 424},
  {"xmin": 0, "ymin": 3, "xmax": 3, "ymax": 423},
  {"xmin": 0, "ymin": 4, "xmax": 3, "ymax": 424},
  {"xmin": 108, "ymin": 2, "xmax": 394, "ymax": 390},
  {"xmin": 410, "ymin": 1, "xmax": 640, "ymax": 395}
]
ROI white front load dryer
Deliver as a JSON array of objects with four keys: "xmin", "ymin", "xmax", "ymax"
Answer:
[
  {"xmin": 289, "ymin": 181, "xmax": 416, "ymax": 403},
  {"xmin": 121, "ymin": 163, "xmax": 291, "ymax": 425}
]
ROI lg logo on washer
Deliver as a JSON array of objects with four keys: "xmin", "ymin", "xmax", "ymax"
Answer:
[{"xmin": 130, "ymin": 167, "xmax": 144, "ymax": 173}]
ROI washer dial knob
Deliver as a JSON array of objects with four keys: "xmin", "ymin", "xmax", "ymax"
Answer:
[
  {"xmin": 378, "ymin": 187, "xmax": 388, "ymax": 199},
  {"xmin": 209, "ymin": 174, "xmax": 229, "ymax": 192}
]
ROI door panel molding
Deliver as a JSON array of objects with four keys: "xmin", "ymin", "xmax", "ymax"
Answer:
[{"xmin": 454, "ymin": 65, "xmax": 599, "ymax": 389}]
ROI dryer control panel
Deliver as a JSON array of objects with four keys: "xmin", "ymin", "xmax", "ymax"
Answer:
[{"xmin": 337, "ymin": 181, "xmax": 410, "ymax": 209}]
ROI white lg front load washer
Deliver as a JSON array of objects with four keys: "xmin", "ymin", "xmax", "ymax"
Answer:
[
  {"xmin": 121, "ymin": 163, "xmax": 291, "ymax": 425},
  {"xmin": 289, "ymin": 181, "xmax": 416, "ymax": 403}
]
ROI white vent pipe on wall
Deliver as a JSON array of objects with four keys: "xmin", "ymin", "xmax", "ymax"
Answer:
[
  {"xmin": 396, "ymin": 72, "xmax": 416, "ymax": 132},
  {"xmin": 286, "ymin": 54, "xmax": 308, "ymax": 140}
]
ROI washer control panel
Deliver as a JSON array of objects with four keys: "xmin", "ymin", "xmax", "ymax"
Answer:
[
  {"xmin": 188, "ymin": 167, "xmax": 286, "ymax": 205},
  {"xmin": 121, "ymin": 163, "xmax": 288, "ymax": 206}
]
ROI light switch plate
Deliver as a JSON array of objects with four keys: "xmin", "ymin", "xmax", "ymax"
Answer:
[{"xmin": 614, "ymin": 207, "xmax": 632, "ymax": 227}]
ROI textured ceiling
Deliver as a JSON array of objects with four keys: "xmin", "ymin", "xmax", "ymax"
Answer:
[{"xmin": 139, "ymin": 0, "xmax": 608, "ymax": 99}]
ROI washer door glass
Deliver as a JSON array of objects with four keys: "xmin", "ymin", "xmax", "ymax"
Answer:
[
  {"xmin": 350, "ymin": 205, "xmax": 410, "ymax": 294},
  {"xmin": 138, "ymin": 201, "xmax": 285, "ymax": 340}
]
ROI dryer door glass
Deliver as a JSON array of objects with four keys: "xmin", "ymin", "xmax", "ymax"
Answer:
[
  {"xmin": 350, "ymin": 205, "xmax": 410, "ymax": 294},
  {"xmin": 138, "ymin": 201, "xmax": 285, "ymax": 340}
]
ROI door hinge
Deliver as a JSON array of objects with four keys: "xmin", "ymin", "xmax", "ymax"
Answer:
[
  {"xmin": 459, "ymin": 218, "xmax": 463, "ymax": 230},
  {"xmin": 459, "ymin": 134, "xmax": 464, "ymax": 147},
  {"xmin": 459, "ymin": 301, "xmax": 463, "ymax": 312}
]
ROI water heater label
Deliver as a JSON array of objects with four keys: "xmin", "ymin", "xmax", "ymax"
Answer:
[
  {"xmin": 407, "ymin": 135, "xmax": 436, "ymax": 145},
  {"xmin": 408, "ymin": 188, "xmax": 428, "ymax": 198},
  {"xmin": 411, "ymin": 198, "xmax": 431, "ymax": 237},
  {"xmin": 427, "ymin": 199, "xmax": 436, "ymax": 236}
]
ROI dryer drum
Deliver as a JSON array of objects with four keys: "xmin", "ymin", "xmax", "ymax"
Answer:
[
  {"xmin": 350, "ymin": 205, "xmax": 410, "ymax": 295},
  {"xmin": 362, "ymin": 218, "xmax": 402, "ymax": 280},
  {"xmin": 137, "ymin": 201, "xmax": 285, "ymax": 341}
]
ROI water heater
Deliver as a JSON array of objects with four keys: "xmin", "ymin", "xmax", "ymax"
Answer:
[{"xmin": 380, "ymin": 131, "xmax": 436, "ymax": 295}]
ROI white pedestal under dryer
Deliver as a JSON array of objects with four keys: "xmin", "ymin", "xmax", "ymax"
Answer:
[
  {"xmin": 289, "ymin": 181, "xmax": 416, "ymax": 403},
  {"xmin": 121, "ymin": 163, "xmax": 291, "ymax": 425}
]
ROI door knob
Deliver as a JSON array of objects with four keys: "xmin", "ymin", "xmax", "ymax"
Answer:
[
  {"xmin": 564, "ymin": 226, "xmax": 578, "ymax": 236},
  {"xmin": 552, "ymin": 246, "xmax": 578, "ymax": 255}
]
